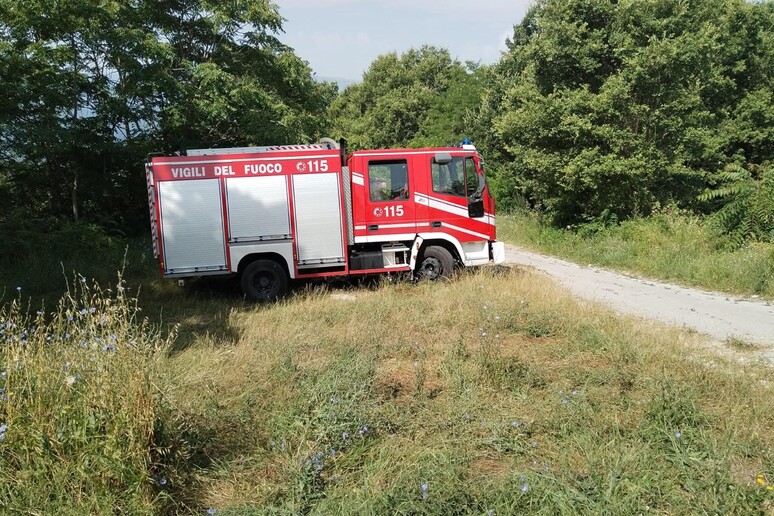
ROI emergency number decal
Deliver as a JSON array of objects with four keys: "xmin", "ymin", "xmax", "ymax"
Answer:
[
  {"xmin": 373, "ymin": 205, "xmax": 405, "ymax": 218},
  {"xmin": 296, "ymin": 159, "xmax": 329, "ymax": 173}
]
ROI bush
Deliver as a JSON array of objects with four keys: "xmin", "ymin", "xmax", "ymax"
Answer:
[{"xmin": 0, "ymin": 278, "xmax": 172, "ymax": 513}]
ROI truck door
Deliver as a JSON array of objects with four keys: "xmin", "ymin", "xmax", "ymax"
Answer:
[
  {"xmin": 418, "ymin": 154, "xmax": 488, "ymax": 243},
  {"xmin": 361, "ymin": 158, "xmax": 416, "ymax": 241}
]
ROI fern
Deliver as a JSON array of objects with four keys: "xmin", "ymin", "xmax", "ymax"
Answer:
[{"xmin": 699, "ymin": 163, "xmax": 774, "ymax": 249}]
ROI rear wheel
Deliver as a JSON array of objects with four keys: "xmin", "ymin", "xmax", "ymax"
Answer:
[
  {"xmin": 240, "ymin": 259, "xmax": 288, "ymax": 302},
  {"xmin": 416, "ymin": 245, "xmax": 455, "ymax": 280}
]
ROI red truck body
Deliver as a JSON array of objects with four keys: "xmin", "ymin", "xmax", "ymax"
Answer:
[{"xmin": 146, "ymin": 141, "xmax": 505, "ymax": 300}]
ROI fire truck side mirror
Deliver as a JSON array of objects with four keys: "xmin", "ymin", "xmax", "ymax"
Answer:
[{"xmin": 435, "ymin": 152, "xmax": 452, "ymax": 165}]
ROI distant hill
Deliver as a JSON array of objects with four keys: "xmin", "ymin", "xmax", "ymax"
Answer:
[{"xmin": 317, "ymin": 76, "xmax": 359, "ymax": 91}]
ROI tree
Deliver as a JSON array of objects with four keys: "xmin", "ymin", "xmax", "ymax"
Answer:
[
  {"xmin": 0, "ymin": 0, "xmax": 335, "ymax": 233},
  {"xmin": 329, "ymin": 46, "xmax": 483, "ymax": 149},
  {"xmin": 473, "ymin": 0, "xmax": 774, "ymax": 226}
]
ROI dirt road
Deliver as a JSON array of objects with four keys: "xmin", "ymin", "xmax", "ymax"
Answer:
[{"xmin": 504, "ymin": 244, "xmax": 774, "ymax": 359}]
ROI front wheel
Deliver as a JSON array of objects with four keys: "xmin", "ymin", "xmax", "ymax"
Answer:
[
  {"xmin": 416, "ymin": 245, "xmax": 455, "ymax": 280},
  {"xmin": 240, "ymin": 259, "xmax": 289, "ymax": 302}
]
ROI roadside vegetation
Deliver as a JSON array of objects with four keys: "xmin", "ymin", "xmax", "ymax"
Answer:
[
  {"xmin": 497, "ymin": 210, "xmax": 774, "ymax": 299},
  {"xmin": 3, "ymin": 261, "xmax": 774, "ymax": 513}
]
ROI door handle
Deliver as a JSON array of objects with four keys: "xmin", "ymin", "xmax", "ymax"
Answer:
[
  {"xmin": 431, "ymin": 221, "xmax": 442, "ymax": 228},
  {"xmin": 369, "ymin": 225, "xmax": 379, "ymax": 231}
]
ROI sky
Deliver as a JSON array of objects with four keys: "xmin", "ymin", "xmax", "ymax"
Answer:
[{"xmin": 274, "ymin": 0, "xmax": 534, "ymax": 82}]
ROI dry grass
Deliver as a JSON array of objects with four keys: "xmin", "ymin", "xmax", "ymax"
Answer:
[{"xmin": 154, "ymin": 267, "xmax": 774, "ymax": 513}]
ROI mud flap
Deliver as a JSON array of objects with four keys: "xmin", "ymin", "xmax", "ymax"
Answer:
[
  {"xmin": 491, "ymin": 241, "xmax": 506, "ymax": 265},
  {"xmin": 409, "ymin": 236, "xmax": 424, "ymax": 270}
]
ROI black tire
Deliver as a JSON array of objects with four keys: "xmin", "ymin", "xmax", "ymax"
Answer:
[
  {"xmin": 416, "ymin": 245, "xmax": 455, "ymax": 280},
  {"xmin": 240, "ymin": 259, "xmax": 289, "ymax": 302}
]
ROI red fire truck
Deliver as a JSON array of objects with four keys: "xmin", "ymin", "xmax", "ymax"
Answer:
[{"xmin": 145, "ymin": 139, "xmax": 505, "ymax": 301}]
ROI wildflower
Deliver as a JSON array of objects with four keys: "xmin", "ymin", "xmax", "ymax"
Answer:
[
  {"xmin": 512, "ymin": 420, "xmax": 520, "ymax": 428},
  {"xmin": 15, "ymin": 287, "xmax": 20, "ymax": 292},
  {"xmin": 0, "ymin": 423, "xmax": 7, "ymax": 441},
  {"xmin": 757, "ymin": 474, "xmax": 766, "ymax": 486},
  {"xmin": 420, "ymin": 482, "xmax": 429, "ymax": 500},
  {"xmin": 65, "ymin": 376, "xmax": 76, "ymax": 387},
  {"xmin": 571, "ymin": 389, "xmax": 578, "ymax": 395},
  {"xmin": 67, "ymin": 315, "xmax": 73, "ymax": 322},
  {"xmin": 79, "ymin": 309, "xmax": 87, "ymax": 316},
  {"xmin": 674, "ymin": 431, "xmax": 682, "ymax": 438},
  {"xmin": 0, "ymin": 389, "xmax": 6, "ymax": 401},
  {"xmin": 562, "ymin": 398, "xmax": 569, "ymax": 405},
  {"xmin": 110, "ymin": 333, "xmax": 117, "ymax": 341},
  {"xmin": 89, "ymin": 307, "xmax": 96, "ymax": 313},
  {"xmin": 487, "ymin": 510, "xmax": 495, "ymax": 516},
  {"xmin": 342, "ymin": 431, "xmax": 350, "ymax": 440},
  {"xmin": 102, "ymin": 344, "xmax": 116, "ymax": 352},
  {"xmin": 207, "ymin": 508, "xmax": 217, "ymax": 515},
  {"xmin": 521, "ymin": 484, "xmax": 528, "ymax": 493},
  {"xmin": 158, "ymin": 477, "xmax": 168, "ymax": 486},
  {"xmin": 531, "ymin": 440, "xmax": 537, "ymax": 448},
  {"xmin": 767, "ymin": 486, "xmax": 773, "ymax": 492},
  {"xmin": 358, "ymin": 425, "xmax": 369, "ymax": 436}
]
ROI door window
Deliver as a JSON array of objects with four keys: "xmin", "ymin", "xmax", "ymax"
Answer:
[
  {"xmin": 432, "ymin": 157, "xmax": 479, "ymax": 197},
  {"xmin": 369, "ymin": 160, "xmax": 409, "ymax": 202}
]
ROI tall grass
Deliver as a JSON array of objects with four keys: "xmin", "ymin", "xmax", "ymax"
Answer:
[
  {"xmin": 497, "ymin": 210, "xmax": 774, "ymax": 298},
  {"xmin": 159, "ymin": 269, "xmax": 774, "ymax": 514},
  {"xmin": 0, "ymin": 278, "xmax": 172, "ymax": 513}
]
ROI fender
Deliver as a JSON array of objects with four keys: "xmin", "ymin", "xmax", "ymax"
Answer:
[{"xmin": 417, "ymin": 232, "xmax": 465, "ymax": 264}]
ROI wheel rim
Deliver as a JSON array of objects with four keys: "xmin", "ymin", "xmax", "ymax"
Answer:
[
  {"xmin": 420, "ymin": 257, "xmax": 442, "ymax": 280},
  {"xmin": 252, "ymin": 271, "xmax": 278, "ymax": 297}
]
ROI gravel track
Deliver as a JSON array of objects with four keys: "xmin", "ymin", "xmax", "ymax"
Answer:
[{"xmin": 503, "ymin": 244, "xmax": 774, "ymax": 360}]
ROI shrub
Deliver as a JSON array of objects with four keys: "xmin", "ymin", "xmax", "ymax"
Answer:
[{"xmin": 0, "ymin": 278, "xmax": 172, "ymax": 513}]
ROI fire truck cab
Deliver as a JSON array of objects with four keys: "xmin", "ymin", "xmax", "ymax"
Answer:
[{"xmin": 145, "ymin": 140, "xmax": 505, "ymax": 301}]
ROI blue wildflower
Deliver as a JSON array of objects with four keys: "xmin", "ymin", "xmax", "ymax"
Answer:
[
  {"xmin": 512, "ymin": 420, "xmax": 520, "ymax": 428},
  {"xmin": 342, "ymin": 431, "xmax": 350, "ymax": 440},
  {"xmin": 207, "ymin": 509, "xmax": 217, "ymax": 515},
  {"xmin": 420, "ymin": 482, "xmax": 429, "ymax": 500},
  {"xmin": 158, "ymin": 477, "xmax": 168, "ymax": 486},
  {"xmin": 15, "ymin": 287, "xmax": 20, "ymax": 292},
  {"xmin": 521, "ymin": 484, "xmax": 528, "ymax": 493},
  {"xmin": 675, "ymin": 431, "xmax": 682, "ymax": 438},
  {"xmin": 79, "ymin": 309, "xmax": 87, "ymax": 316},
  {"xmin": 358, "ymin": 425, "xmax": 369, "ymax": 436},
  {"xmin": 562, "ymin": 398, "xmax": 569, "ymax": 405}
]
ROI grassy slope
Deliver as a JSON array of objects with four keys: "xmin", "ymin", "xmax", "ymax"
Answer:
[
  {"xmin": 159, "ymin": 269, "xmax": 774, "ymax": 514},
  {"xmin": 497, "ymin": 212, "xmax": 774, "ymax": 299},
  {"xmin": 2, "ymin": 231, "xmax": 774, "ymax": 513}
]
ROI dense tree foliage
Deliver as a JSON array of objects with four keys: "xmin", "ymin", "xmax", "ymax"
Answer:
[
  {"xmin": 0, "ymin": 0, "xmax": 334, "ymax": 235},
  {"xmin": 329, "ymin": 46, "xmax": 485, "ymax": 150},
  {"xmin": 1, "ymin": 0, "xmax": 772, "ymax": 249},
  {"xmin": 473, "ymin": 0, "xmax": 774, "ymax": 228}
]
